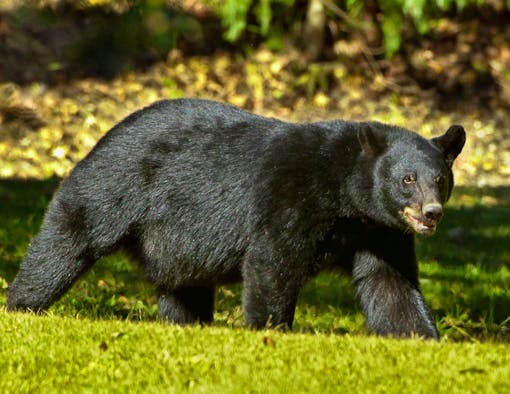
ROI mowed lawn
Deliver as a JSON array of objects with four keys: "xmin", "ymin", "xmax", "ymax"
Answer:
[
  {"xmin": 0, "ymin": 178, "xmax": 509, "ymax": 392},
  {"xmin": 1, "ymin": 311, "xmax": 509, "ymax": 393}
]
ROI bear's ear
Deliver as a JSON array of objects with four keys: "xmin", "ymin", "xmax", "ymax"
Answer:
[
  {"xmin": 357, "ymin": 124, "xmax": 387, "ymax": 158},
  {"xmin": 431, "ymin": 125, "xmax": 466, "ymax": 167}
]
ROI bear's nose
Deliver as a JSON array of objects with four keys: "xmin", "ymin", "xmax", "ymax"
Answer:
[{"xmin": 423, "ymin": 203, "xmax": 443, "ymax": 221}]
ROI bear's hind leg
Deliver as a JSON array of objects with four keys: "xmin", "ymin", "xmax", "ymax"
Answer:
[
  {"xmin": 242, "ymin": 254, "xmax": 301, "ymax": 330},
  {"xmin": 7, "ymin": 197, "xmax": 125, "ymax": 312},
  {"xmin": 7, "ymin": 215, "xmax": 94, "ymax": 311},
  {"xmin": 7, "ymin": 239, "xmax": 92, "ymax": 312},
  {"xmin": 158, "ymin": 287, "xmax": 215, "ymax": 325}
]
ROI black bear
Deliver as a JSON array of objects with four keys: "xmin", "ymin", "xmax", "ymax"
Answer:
[{"xmin": 7, "ymin": 99, "xmax": 465, "ymax": 339}]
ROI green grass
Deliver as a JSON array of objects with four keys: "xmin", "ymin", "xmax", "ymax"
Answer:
[
  {"xmin": 1, "ymin": 179, "xmax": 510, "ymax": 392},
  {"xmin": 1, "ymin": 311, "xmax": 509, "ymax": 393}
]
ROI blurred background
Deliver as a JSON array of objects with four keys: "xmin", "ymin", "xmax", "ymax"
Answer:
[{"xmin": 0, "ymin": 0, "xmax": 509, "ymax": 185}]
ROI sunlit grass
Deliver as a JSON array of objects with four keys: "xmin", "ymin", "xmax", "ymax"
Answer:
[{"xmin": 1, "ymin": 310, "xmax": 510, "ymax": 393}]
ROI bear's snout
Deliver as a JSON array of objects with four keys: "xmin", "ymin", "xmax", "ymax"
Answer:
[
  {"xmin": 422, "ymin": 203, "xmax": 443, "ymax": 222},
  {"xmin": 402, "ymin": 203, "xmax": 443, "ymax": 235}
]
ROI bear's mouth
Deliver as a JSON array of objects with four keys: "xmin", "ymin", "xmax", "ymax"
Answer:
[{"xmin": 402, "ymin": 207, "xmax": 437, "ymax": 235}]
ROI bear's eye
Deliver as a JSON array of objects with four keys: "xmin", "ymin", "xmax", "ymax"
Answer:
[{"xmin": 403, "ymin": 174, "xmax": 416, "ymax": 185}]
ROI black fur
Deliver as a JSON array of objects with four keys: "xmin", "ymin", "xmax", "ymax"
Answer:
[{"xmin": 7, "ymin": 99, "xmax": 466, "ymax": 339}]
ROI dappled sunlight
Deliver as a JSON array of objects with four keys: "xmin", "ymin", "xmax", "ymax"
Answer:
[{"xmin": 1, "ymin": 65, "xmax": 508, "ymax": 185}]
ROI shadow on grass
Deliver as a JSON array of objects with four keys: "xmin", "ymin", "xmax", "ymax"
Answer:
[
  {"xmin": 416, "ymin": 186, "xmax": 510, "ymax": 340},
  {"xmin": 418, "ymin": 186, "xmax": 510, "ymax": 270},
  {"xmin": 0, "ymin": 179, "xmax": 509, "ymax": 338},
  {"xmin": 0, "ymin": 178, "xmax": 59, "ymax": 280}
]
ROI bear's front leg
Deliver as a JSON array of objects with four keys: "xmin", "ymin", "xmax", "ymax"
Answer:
[
  {"xmin": 242, "ymin": 254, "xmax": 301, "ymax": 330},
  {"xmin": 352, "ymin": 238, "xmax": 439, "ymax": 339}
]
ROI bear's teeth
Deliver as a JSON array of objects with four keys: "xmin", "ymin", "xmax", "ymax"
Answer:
[{"xmin": 416, "ymin": 221, "xmax": 436, "ymax": 234}]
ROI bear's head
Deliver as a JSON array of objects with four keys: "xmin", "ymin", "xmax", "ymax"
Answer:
[{"xmin": 357, "ymin": 123, "xmax": 465, "ymax": 235}]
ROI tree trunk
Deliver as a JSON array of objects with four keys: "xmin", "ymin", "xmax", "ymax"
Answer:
[{"xmin": 303, "ymin": 0, "xmax": 326, "ymax": 62}]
